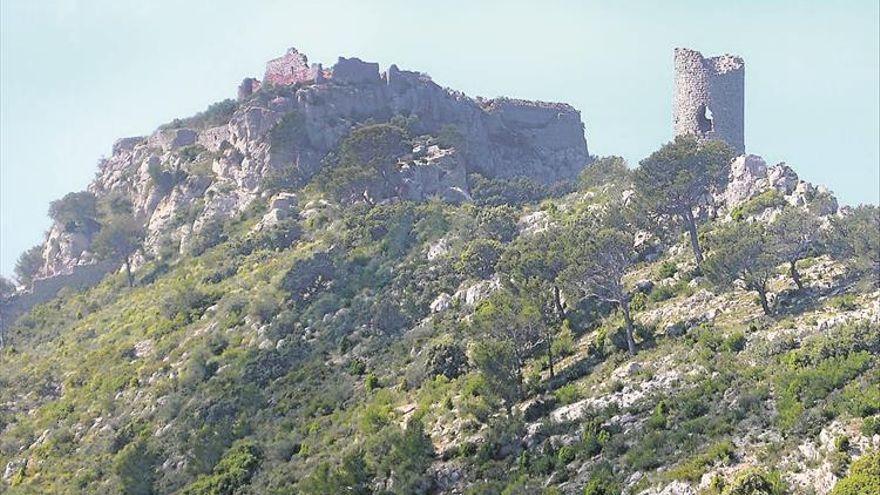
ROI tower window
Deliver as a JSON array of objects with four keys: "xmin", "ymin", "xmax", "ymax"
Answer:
[{"xmin": 697, "ymin": 104, "xmax": 714, "ymax": 133}]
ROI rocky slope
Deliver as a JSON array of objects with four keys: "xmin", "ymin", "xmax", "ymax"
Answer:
[{"xmin": 1, "ymin": 47, "xmax": 878, "ymax": 495}]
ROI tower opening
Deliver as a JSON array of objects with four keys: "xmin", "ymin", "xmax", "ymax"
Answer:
[{"xmin": 697, "ymin": 104, "xmax": 714, "ymax": 133}]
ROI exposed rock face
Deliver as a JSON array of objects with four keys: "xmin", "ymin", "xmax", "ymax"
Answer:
[
  {"xmin": 397, "ymin": 141, "xmax": 470, "ymax": 203},
  {"xmin": 719, "ymin": 154, "xmax": 838, "ymax": 217},
  {"xmin": 32, "ymin": 46, "xmax": 590, "ymax": 279}
]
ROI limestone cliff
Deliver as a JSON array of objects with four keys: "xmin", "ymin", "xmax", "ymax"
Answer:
[{"xmin": 34, "ymin": 47, "xmax": 590, "ymax": 279}]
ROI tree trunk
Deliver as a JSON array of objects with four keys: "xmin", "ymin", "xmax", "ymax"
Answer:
[
  {"xmin": 552, "ymin": 285, "xmax": 567, "ymax": 323},
  {"xmin": 545, "ymin": 329, "xmax": 555, "ymax": 379},
  {"xmin": 124, "ymin": 257, "xmax": 134, "ymax": 288},
  {"xmin": 682, "ymin": 207, "xmax": 703, "ymax": 265},
  {"xmin": 515, "ymin": 367, "xmax": 524, "ymax": 402},
  {"xmin": 790, "ymin": 260, "xmax": 803, "ymax": 291},
  {"xmin": 621, "ymin": 301, "xmax": 637, "ymax": 356},
  {"xmin": 756, "ymin": 288, "xmax": 771, "ymax": 316}
]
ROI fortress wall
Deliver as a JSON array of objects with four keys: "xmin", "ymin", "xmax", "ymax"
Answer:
[{"xmin": 0, "ymin": 261, "xmax": 117, "ymax": 332}]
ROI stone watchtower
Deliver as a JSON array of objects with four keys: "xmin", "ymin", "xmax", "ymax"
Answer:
[{"xmin": 674, "ymin": 48, "xmax": 745, "ymax": 154}]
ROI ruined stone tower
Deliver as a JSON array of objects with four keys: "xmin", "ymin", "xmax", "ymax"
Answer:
[{"xmin": 674, "ymin": 48, "xmax": 744, "ymax": 154}]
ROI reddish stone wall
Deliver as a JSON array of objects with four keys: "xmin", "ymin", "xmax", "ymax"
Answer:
[{"xmin": 263, "ymin": 48, "xmax": 323, "ymax": 86}]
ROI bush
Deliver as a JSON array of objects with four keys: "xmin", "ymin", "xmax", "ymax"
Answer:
[
  {"xmin": 830, "ymin": 450, "xmax": 880, "ymax": 495},
  {"xmin": 730, "ymin": 190, "xmax": 786, "ymax": 221},
  {"xmin": 583, "ymin": 463, "xmax": 619, "ymax": 495},
  {"xmin": 457, "ymin": 238, "xmax": 502, "ymax": 278},
  {"xmin": 578, "ymin": 156, "xmax": 630, "ymax": 191},
  {"xmin": 553, "ymin": 383, "xmax": 581, "ymax": 405},
  {"xmin": 721, "ymin": 468, "xmax": 786, "ymax": 495},
  {"xmin": 0, "ymin": 275, "xmax": 15, "ymax": 299},
  {"xmin": 49, "ymin": 191, "xmax": 99, "ymax": 233},
  {"xmin": 247, "ymin": 219, "xmax": 302, "ymax": 252},
  {"xmin": 161, "ymin": 282, "xmax": 217, "ymax": 323},
  {"xmin": 862, "ymin": 416, "xmax": 880, "ymax": 436},
  {"xmin": 557, "ymin": 445, "xmax": 577, "ymax": 465},
  {"xmin": 148, "ymin": 162, "xmax": 186, "ymax": 195},
  {"xmin": 469, "ymin": 173, "xmax": 550, "ymax": 206},
  {"xmin": 311, "ymin": 124, "xmax": 410, "ymax": 203},
  {"xmin": 14, "ymin": 245, "xmax": 43, "ymax": 286},
  {"xmin": 722, "ymin": 332, "xmax": 747, "ymax": 353},
  {"xmin": 551, "ymin": 324, "xmax": 575, "ymax": 359},
  {"xmin": 648, "ymin": 284, "xmax": 676, "ymax": 303},
  {"xmin": 179, "ymin": 440, "xmax": 261, "ymax": 495},
  {"xmin": 347, "ymin": 358, "xmax": 367, "ymax": 376},
  {"xmin": 776, "ymin": 350, "xmax": 873, "ymax": 430},
  {"xmin": 658, "ymin": 261, "xmax": 678, "ymax": 279},
  {"xmin": 827, "ymin": 294, "xmax": 859, "ymax": 312},
  {"xmin": 113, "ymin": 440, "xmax": 157, "ymax": 495},
  {"xmin": 281, "ymin": 253, "xmax": 335, "ymax": 305},
  {"xmin": 160, "ymin": 99, "xmax": 238, "ymax": 130},
  {"xmin": 365, "ymin": 373, "xmax": 379, "ymax": 392},
  {"xmin": 667, "ymin": 440, "xmax": 734, "ymax": 482}
]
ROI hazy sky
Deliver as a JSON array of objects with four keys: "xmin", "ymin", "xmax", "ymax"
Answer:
[{"xmin": 1, "ymin": 0, "xmax": 878, "ymax": 276}]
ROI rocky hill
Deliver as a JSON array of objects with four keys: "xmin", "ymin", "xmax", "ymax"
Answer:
[
  {"xmin": 25, "ymin": 47, "xmax": 587, "ymax": 282},
  {"xmin": 0, "ymin": 47, "xmax": 878, "ymax": 495}
]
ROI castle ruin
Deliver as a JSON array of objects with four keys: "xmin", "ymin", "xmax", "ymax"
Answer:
[{"xmin": 674, "ymin": 48, "xmax": 744, "ymax": 154}]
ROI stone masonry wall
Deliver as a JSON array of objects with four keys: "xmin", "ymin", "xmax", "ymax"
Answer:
[
  {"xmin": 0, "ymin": 261, "xmax": 117, "ymax": 333},
  {"xmin": 263, "ymin": 47, "xmax": 324, "ymax": 87},
  {"xmin": 674, "ymin": 48, "xmax": 744, "ymax": 154}
]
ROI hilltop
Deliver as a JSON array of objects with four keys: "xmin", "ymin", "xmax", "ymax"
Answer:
[{"xmin": 0, "ymin": 47, "xmax": 877, "ymax": 495}]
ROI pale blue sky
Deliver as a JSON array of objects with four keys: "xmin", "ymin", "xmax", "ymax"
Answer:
[{"xmin": 1, "ymin": 0, "xmax": 878, "ymax": 276}]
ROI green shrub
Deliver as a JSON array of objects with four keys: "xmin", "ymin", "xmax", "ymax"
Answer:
[
  {"xmin": 469, "ymin": 173, "xmax": 554, "ymax": 206},
  {"xmin": 720, "ymin": 468, "xmax": 786, "ymax": 495},
  {"xmin": 113, "ymin": 439, "xmax": 157, "ymax": 495},
  {"xmin": 457, "ymin": 238, "xmax": 502, "ymax": 278},
  {"xmin": 862, "ymin": 416, "xmax": 880, "ymax": 436},
  {"xmin": 551, "ymin": 324, "xmax": 575, "ymax": 358},
  {"xmin": 647, "ymin": 401, "xmax": 668, "ymax": 430},
  {"xmin": 554, "ymin": 383, "xmax": 581, "ymax": 405},
  {"xmin": 830, "ymin": 450, "xmax": 880, "ymax": 495},
  {"xmin": 648, "ymin": 284, "xmax": 676, "ymax": 303},
  {"xmin": 160, "ymin": 99, "xmax": 238, "ymax": 130},
  {"xmin": 557, "ymin": 444, "xmax": 577, "ymax": 465},
  {"xmin": 722, "ymin": 332, "xmax": 747, "ymax": 353},
  {"xmin": 827, "ymin": 294, "xmax": 859, "ymax": 312},
  {"xmin": 776, "ymin": 351, "xmax": 873, "ymax": 430},
  {"xmin": 179, "ymin": 440, "xmax": 261, "ymax": 495},
  {"xmin": 583, "ymin": 462, "xmax": 619, "ymax": 495},
  {"xmin": 14, "ymin": 245, "xmax": 43, "ymax": 286},
  {"xmin": 667, "ymin": 440, "xmax": 734, "ymax": 482},
  {"xmin": 578, "ymin": 156, "xmax": 630, "ymax": 191},
  {"xmin": 730, "ymin": 190, "xmax": 786, "ymax": 221},
  {"xmin": 311, "ymin": 124, "xmax": 410, "ymax": 203},
  {"xmin": 658, "ymin": 261, "xmax": 678, "ymax": 279},
  {"xmin": 161, "ymin": 282, "xmax": 217, "ymax": 323},
  {"xmin": 365, "ymin": 373, "xmax": 380, "ymax": 392},
  {"xmin": 347, "ymin": 359, "xmax": 367, "ymax": 376},
  {"xmin": 49, "ymin": 191, "xmax": 99, "ymax": 233}
]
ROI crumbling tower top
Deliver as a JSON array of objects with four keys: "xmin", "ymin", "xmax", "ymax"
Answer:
[{"xmin": 674, "ymin": 48, "xmax": 745, "ymax": 154}]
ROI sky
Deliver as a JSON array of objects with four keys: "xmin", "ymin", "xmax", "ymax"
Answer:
[{"xmin": 1, "ymin": 0, "xmax": 878, "ymax": 277}]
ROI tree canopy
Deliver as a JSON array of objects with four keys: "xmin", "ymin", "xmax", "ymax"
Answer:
[
  {"xmin": 92, "ymin": 214, "xmax": 145, "ymax": 287},
  {"xmin": 703, "ymin": 221, "xmax": 779, "ymax": 315},
  {"xmin": 49, "ymin": 191, "xmax": 100, "ymax": 234},
  {"xmin": 635, "ymin": 136, "xmax": 734, "ymax": 263}
]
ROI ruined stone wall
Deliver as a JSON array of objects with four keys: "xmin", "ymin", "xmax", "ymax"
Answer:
[
  {"xmin": 674, "ymin": 48, "xmax": 744, "ymax": 154},
  {"xmin": 263, "ymin": 48, "xmax": 324, "ymax": 87},
  {"xmin": 0, "ymin": 261, "xmax": 117, "ymax": 332}
]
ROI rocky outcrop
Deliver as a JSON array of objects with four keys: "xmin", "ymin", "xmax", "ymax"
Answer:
[
  {"xmin": 718, "ymin": 154, "xmax": 838, "ymax": 218},
  {"xmin": 32, "ymin": 46, "xmax": 590, "ymax": 279}
]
